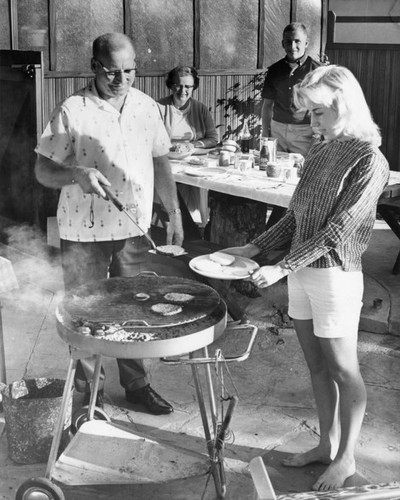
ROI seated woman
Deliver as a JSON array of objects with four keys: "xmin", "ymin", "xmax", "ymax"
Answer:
[{"xmin": 158, "ymin": 66, "xmax": 218, "ymax": 228}]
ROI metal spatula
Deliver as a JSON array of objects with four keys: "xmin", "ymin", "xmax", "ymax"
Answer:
[{"xmin": 102, "ymin": 185, "xmax": 182, "ymax": 257}]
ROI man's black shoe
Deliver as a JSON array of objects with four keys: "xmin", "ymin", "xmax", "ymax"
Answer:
[
  {"xmin": 82, "ymin": 389, "xmax": 104, "ymax": 409},
  {"xmin": 125, "ymin": 385, "xmax": 173, "ymax": 415}
]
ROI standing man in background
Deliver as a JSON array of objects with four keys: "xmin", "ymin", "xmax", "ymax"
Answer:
[
  {"xmin": 261, "ymin": 22, "xmax": 322, "ymax": 157},
  {"xmin": 35, "ymin": 32, "xmax": 183, "ymax": 415},
  {"xmin": 261, "ymin": 22, "xmax": 322, "ymax": 227}
]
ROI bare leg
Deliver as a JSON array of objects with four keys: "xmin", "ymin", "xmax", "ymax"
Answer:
[
  {"xmin": 312, "ymin": 335, "xmax": 366, "ymax": 491},
  {"xmin": 282, "ymin": 319, "xmax": 339, "ymax": 468},
  {"xmin": 282, "ymin": 319, "xmax": 366, "ymax": 490}
]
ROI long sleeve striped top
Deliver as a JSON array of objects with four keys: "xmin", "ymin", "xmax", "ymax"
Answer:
[{"xmin": 252, "ymin": 138, "xmax": 389, "ymax": 272}]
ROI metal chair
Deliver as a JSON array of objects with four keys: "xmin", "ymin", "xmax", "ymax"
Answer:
[{"xmin": 377, "ymin": 197, "xmax": 400, "ymax": 275}]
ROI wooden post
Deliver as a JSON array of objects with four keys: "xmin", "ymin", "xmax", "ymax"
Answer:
[
  {"xmin": 0, "ymin": 302, "xmax": 6, "ymax": 384},
  {"xmin": 208, "ymin": 192, "xmax": 267, "ymax": 247}
]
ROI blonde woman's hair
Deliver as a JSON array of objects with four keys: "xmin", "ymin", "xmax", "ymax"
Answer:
[{"xmin": 293, "ymin": 65, "xmax": 381, "ymax": 146}]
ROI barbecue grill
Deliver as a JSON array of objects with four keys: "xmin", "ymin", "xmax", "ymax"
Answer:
[{"xmin": 16, "ymin": 273, "xmax": 258, "ymax": 500}]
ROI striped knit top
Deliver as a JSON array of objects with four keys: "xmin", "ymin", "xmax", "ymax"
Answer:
[{"xmin": 252, "ymin": 138, "xmax": 389, "ymax": 272}]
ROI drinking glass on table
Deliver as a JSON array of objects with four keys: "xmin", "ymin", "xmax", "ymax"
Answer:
[
  {"xmin": 288, "ymin": 153, "xmax": 304, "ymax": 177},
  {"xmin": 239, "ymin": 158, "xmax": 252, "ymax": 173}
]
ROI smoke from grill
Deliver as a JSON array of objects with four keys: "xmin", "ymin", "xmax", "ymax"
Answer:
[{"xmin": 1, "ymin": 223, "xmax": 64, "ymax": 311}]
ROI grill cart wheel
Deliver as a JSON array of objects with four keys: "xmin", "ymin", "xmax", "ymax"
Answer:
[
  {"xmin": 16, "ymin": 477, "xmax": 65, "ymax": 500},
  {"xmin": 71, "ymin": 405, "xmax": 110, "ymax": 435}
]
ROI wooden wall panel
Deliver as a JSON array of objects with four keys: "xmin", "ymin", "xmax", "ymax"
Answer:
[
  {"xmin": 134, "ymin": 74, "xmax": 167, "ymax": 102},
  {"xmin": 327, "ymin": 46, "xmax": 400, "ymax": 171},
  {"xmin": 43, "ymin": 77, "xmax": 91, "ymax": 125}
]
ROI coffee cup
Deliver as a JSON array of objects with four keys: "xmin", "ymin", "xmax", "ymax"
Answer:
[{"xmin": 266, "ymin": 162, "xmax": 282, "ymax": 178}]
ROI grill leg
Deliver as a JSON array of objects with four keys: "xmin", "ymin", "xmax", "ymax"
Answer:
[
  {"xmin": 393, "ymin": 250, "xmax": 400, "ymax": 275},
  {"xmin": 190, "ymin": 349, "xmax": 227, "ymax": 499},
  {"xmin": 45, "ymin": 356, "xmax": 77, "ymax": 479},
  {"xmin": 88, "ymin": 355, "xmax": 103, "ymax": 420},
  {"xmin": 0, "ymin": 303, "xmax": 7, "ymax": 385}
]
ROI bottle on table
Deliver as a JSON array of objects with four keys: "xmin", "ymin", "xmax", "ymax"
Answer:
[
  {"xmin": 239, "ymin": 119, "xmax": 251, "ymax": 154},
  {"xmin": 259, "ymin": 137, "xmax": 277, "ymax": 171},
  {"xmin": 259, "ymin": 138, "xmax": 268, "ymax": 171}
]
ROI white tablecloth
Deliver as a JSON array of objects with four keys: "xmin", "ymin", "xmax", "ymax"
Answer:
[
  {"xmin": 172, "ymin": 161, "xmax": 400, "ymax": 208},
  {"xmin": 172, "ymin": 163, "xmax": 297, "ymax": 208}
]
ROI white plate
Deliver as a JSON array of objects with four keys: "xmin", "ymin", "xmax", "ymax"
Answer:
[
  {"xmin": 187, "ymin": 156, "xmax": 206, "ymax": 166},
  {"xmin": 168, "ymin": 151, "xmax": 193, "ymax": 161},
  {"xmin": 193, "ymin": 148, "xmax": 214, "ymax": 156},
  {"xmin": 189, "ymin": 254, "xmax": 259, "ymax": 280},
  {"xmin": 148, "ymin": 249, "xmax": 188, "ymax": 256},
  {"xmin": 184, "ymin": 167, "xmax": 227, "ymax": 177}
]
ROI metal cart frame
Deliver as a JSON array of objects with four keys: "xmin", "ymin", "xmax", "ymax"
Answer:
[{"xmin": 16, "ymin": 320, "xmax": 258, "ymax": 500}]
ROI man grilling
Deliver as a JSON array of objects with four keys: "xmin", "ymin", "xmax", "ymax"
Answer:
[{"xmin": 35, "ymin": 33, "xmax": 183, "ymax": 415}]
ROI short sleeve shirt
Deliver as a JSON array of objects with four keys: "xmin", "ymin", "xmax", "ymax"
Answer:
[
  {"xmin": 35, "ymin": 82, "xmax": 171, "ymax": 242},
  {"xmin": 261, "ymin": 56, "xmax": 321, "ymax": 124}
]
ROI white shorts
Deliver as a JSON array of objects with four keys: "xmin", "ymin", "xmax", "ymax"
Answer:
[{"xmin": 288, "ymin": 267, "xmax": 364, "ymax": 338}]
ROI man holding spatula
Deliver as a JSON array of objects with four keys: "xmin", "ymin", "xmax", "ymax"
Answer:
[{"xmin": 34, "ymin": 33, "xmax": 183, "ymax": 415}]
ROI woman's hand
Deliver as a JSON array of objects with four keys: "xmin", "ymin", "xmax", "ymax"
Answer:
[
  {"xmin": 193, "ymin": 141, "xmax": 205, "ymax": 148},
  {"xmin": 250, "ymin": 263, "xmax": 289, "ymax": 288}
]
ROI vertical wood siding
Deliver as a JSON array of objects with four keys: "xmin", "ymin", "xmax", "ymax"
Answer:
[{"xmin": 327, "ymin": 46, "xmax": 400, "ymax": 171}]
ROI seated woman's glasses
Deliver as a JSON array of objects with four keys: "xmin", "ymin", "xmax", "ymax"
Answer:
[{"xmin": 171, "ymin": 84, "xmax": 194, "ymax": 91}]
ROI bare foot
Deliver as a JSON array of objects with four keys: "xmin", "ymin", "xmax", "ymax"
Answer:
[
  {"xmin": 313, "ymin": 458, "xmax": 356, "ymax": 491},
  {"xmin": 281, "ymin": 446, "xmax": 332, "ymax": 468}
]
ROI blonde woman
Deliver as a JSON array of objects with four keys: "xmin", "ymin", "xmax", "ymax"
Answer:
[{"xmin": 223, "ymin": 65, "xmax": 389, "ymax": 491}]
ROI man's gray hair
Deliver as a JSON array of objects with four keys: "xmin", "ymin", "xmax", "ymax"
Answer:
[{"xmin": 92, "ymin": 33, "xmax": 135, "ymax": 59}]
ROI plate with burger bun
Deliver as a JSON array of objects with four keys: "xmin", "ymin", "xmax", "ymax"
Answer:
[
  {"xmin": 220, "ymin": 139, "xmax": 240, "ymax": 153},
  {"xmin": 168, "ymin": 142, "xmax": 195, "ymax": 160},
  {"xmin": 189, "ymin": 251, "xmax": 259, "ymax": 280},
  {"xmin": 207, "ymin": 140, "xmax": 240, "ymax": 159}
]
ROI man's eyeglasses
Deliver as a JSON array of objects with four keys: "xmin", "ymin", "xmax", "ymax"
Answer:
[
  {"xmin": 95, "ymin": 59, "xmax": 137, "ymax": 79},
  {"xmin": 171, "ymin": 84, "xmax": 195, "ymax": 91}
]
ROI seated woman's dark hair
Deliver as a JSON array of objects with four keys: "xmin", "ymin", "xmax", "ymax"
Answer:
[{"xmin": 166, "ymin": 66, "xmax": 200, "ymax": 90}]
